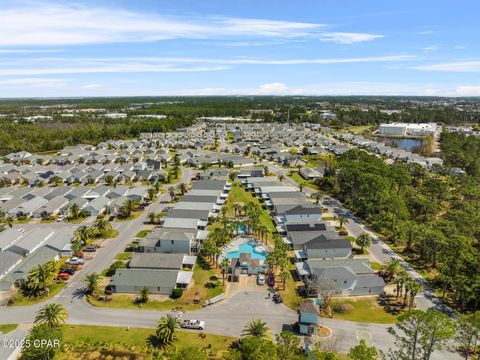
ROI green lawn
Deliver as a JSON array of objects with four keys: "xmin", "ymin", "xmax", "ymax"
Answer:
[
  {"xmin": 331, "ymin": 297, "xmax": 401, "ymax": 324},
  {"xmin": 58, "ymin": 325, "xmax": 235, "ymax": 359},
  {"xmin": 370, "ymin": 262, "xmax": 383, "ymax": 271},
  {"xmin": 9, "ymin": 282, "xmax": 66, "ymax": 306},
  {"xmin": 135, "ymin": 229, "xmax": 151, "ymax": 238},
  {"xmin": 0, "ymin": 324, "xmax": 17, "ymax": 334},
  {"xmin": 114, "ymin": 252, "xmax": 132, "ymax": 261}
]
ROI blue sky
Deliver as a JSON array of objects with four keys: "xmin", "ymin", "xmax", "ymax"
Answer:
[{"xmin": 0, "ymin": 0, "xmax": 479, "ymax": 97}]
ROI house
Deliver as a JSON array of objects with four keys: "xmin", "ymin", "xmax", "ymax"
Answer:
[
  {"xmin": 7, "ymin": 227, "xmax": 55, "ymax": 256},
  {"xmin": 9, "ymin": 196, "xmax": 48, "ymax": 218},
  {"xmin": 294, "ymin": 234, "xmax": 352, "ymax": 260},
  {"xmin": 109, "ymin": 268, "xmax": 193, "ymax": 295},
  {"xmin": 0, "ymin": 251, "xmax": 23, "ymax": 280},
  {"xmin": 299, "ymin": 167, "xmax": 322, "ymax": 181},
  {"xmin": 83, "ymin": 196, "xmax": 110, "ymax": 216},
  {"xmin": 128, "ymin": 253, "xmax": 196, "ymax": 270},
  {"xmin": 140, "ymin": 227, "xmax": 197, "ymax": 254},
  {"xmin": 126, "ymin": 186, "xmax": 147, "ymax": 202},
  {"xmin": 298, "ymin": 300, "xmax": 321, "ymax": 336},
  {"xmin": 45, "ymin": 228, "xmax": 74, "ymax": 257},
  {"xmin": 33, "ymin": 197, "xmax": 69, "ymax": 218},
  {"xmin": 284, "ymin": 205, "xmax": 322, "ymax": 223},
  {"xmin": 0, "ymin": 229, "xmax": 23, "ymax": 252},
  {"xmin": 0, "ymin": 246, "xmax": 59, "ymax": 289},
  {"xmin": 298, "ymin": 259, "xmax": 385, "ymax": 296}
]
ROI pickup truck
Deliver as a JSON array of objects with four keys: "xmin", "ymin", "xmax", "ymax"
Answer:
[{"xmin": 180, "ymin": 319, "xmax": 205, "ymax": 330}]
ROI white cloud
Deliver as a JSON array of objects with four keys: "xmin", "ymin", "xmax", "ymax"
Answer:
[
  {"xmin": 0, "ymin": 55, "xmax": 414, "ymax": 76},
  {"xmin": 257, "ymin": 82, "xmax": 288, "ymax": 94},
  {"xmin": 81, "ymin": 84, "xmax": 102, "ymax": 89},
  {"xmin": 454, "ymin": 85, "xmax": 480, "ymax": 96},
  {"xmin": 319, "ymin": 32, "xmax": 384, "ymax": 44},
  {"xmin": 0, "ymin": 3, "xmax": 383, "ymax": 47},
  {"xmin": 422, "ymin": 44, "xmax": 440, "ymax": 52},
  {"xmin": 0, "ymin": 77, "xmax": 66, "ymax": 87},
  {"xmin": 413, "ymin": 61, "xmax": 480, "ymax": 72}
]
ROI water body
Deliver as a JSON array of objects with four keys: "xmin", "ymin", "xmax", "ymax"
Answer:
[{"xmin": 372, "ymin": 136, "xmax": 422, "ymax": 152}]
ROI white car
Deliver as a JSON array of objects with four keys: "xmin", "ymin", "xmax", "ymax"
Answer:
[
  {"xmin": 257, "ymin": 274, "xmax": 265, "ymax": 285},
  {"xmin": 181, "ymin": 319, "xmax": 205, "ymax": 330},
  {"xmin": 56, "ymin": 215, "xmax": 65, "ymax": 222},
  {"xmin": 67, "ymin": 257, "xmax": 85, "ymax": 265},
  {"xmin": 18, "ymin": 228, "xmax": 25, "ymax": 233}
]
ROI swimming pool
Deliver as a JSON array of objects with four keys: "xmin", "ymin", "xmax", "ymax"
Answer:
[
  {"xmin": 225, "ymin": 242, "xmax": 267, "ymax": 260},
  {"xmin": 237, "ymin": 223, "xmax": 246, "ymax": 234}
]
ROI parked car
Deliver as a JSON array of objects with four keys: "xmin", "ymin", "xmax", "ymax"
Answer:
[
  {"xmin": 338, "ymin": 230, "xmax": 349, "ymax": 236},
  {"xmin": 56, "ymin": 215, "xmax": 65, "ymax": 222},
  {"xmin": 67, "ymin": 257, "xmax": 85, "ymax": 265},
  {"xmin": 73, "ymin": 252, "xmax": 84, "ymax": 258},
  {"xmin": 84, "ymin": 245, "xmax": 97, "ymax": 252},
  {"xmin": 181, "ymin": 319, "xmax": 205, "ymax": 330},
  {"xmin": 273, "ymin": 293, "xmax": 283, "ymax": 304},
  {"xmin": 257, "ymin": 274, "xmax": 265, "ymax": 285},
  {"xmin": 60, "ymin": 268, "xmax": 75, "ymax": 275},
  {"xmin": 267, "ymin": 275, "xmax": 276, "ymax": 287},
  {"xmin": 57, "ymin": 273, "xmax": 70, "ymax": 280},
  {"xmin": 18, "ymin": 228, "xmax": 25, "ymax": 233},
  {"xmin": 132, "ymin": 238, "xmax": 141, "ymax": 243}
]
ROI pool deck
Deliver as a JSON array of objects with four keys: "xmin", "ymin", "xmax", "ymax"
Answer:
[{"xmin": 220, "ymin": 236, "xmax": 269, "ymax": 261}]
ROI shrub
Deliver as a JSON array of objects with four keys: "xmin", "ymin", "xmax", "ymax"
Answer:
[
  {"xmin": 333, "ymin": 303, "xmax": 354, "ymax": 313},
  {"xmin": 171, "ymin": 288, "xmax": 183, "ymax": 299}
]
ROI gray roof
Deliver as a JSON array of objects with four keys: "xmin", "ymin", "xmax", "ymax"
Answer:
[
  {"xmin": 8, "ymin": 227, "xmax": 54, "ymax": 255},
  {"xmin": 304, "ymin": 234, "xmax": 351, "ymax": 250},
  {"xmin": 167, "ymin": 209, "xmax": 210, "ymax": 220},
  {"xmin": 129, "ymin": 253, "xmax": 184, "ymax": 270},
  {"xmin": 141, "ymin": 227, "xmax": 196, "ymax": 247},
  {"xmin": 0, "ymin": 251, "xmax": 22, "ymax": 277},
  {"xmin": 0, "ymin": 228, "xmax": 23, "ymax": 250},
  {"xmin": 43, "ymin": 186, "xmax": 73, "ymax": 200},
  {"xmin": 286, "ymin": 205, "xmax": 322, "ymax": 215},
  {"xmin": 189, "ymin": 179, "xmax": 226, "ymax": 191},
  {"xmin": 110, "ymin": 268, "xmax": 180, "ymax": 288},
  {"xmin": 181, "ymin": 195, "xmax": 219, "ymax": 203},
  {"xmin": 45, "ymin": 227, "xmax": 74, "ymax": 252}
]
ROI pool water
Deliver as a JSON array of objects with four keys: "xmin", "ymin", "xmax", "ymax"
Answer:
[
  {"xmin": 225, "ymin": 243, "xmax": 267, "ymax": 260},
  {"xmin": 237, "ymin": 224, "xmax": 246, "ymax": 234}
]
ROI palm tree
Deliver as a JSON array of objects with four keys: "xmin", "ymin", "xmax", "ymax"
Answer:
[
  {"xmin": 242, "ymin": 319, "xmax": 270, "ymax": 338},
  {"xmin": 168, "ymin": 187, "xmax": 175, "ymax": 201},
  {"xmin": 147, "ymin": 187, "xmax": 157, "ymax": 202},
  {"xmin": 382, "ymin": 258, "xmax": 401, "ymax": 282},
  {"xmin": 3, "ymin": 215, "xmax": 14, "ymax": 228},
  {"xmin": 220, "ymin": 258, "xmax": 230, "ymax": 285},
  {"xmin": 152, "ymin": 314, "xmax": 180, "ymax": 348},
  {"xmin": 71, "ymin": 239, "xmax": 83, "ymax": 254},
  {"xmin": 34, "ymin": 303, "xmax": 67, "ymax": 328},
  {"xmin": 233, "ymin": 203, "xmax": 242, "ymax": 217},
  {"xmin": 120, "ymin": 199, "xmax": 136, "ymax": 218},
  {"xmin": 178, "ymin": 183, "xmax": 187, "ymax": 195},
  {"xmin": 312, "ymin": 192, "xmax": 322, "ymax": 205},
  {"xmin": 148, "ymin": 212, "xmax": 157, "ymax": 224},
  {"xmin": 68, "ymin": 202, "xmax": 81, "ymax": 219},
  {"xmin": 74, "ymin": 226, "xmax": 91, "ymax": 245},
  {"xmin": 27, "ymin": 261, "xmax": 56, "ymax": 295},
  {"xmin": 355, "ymin": 233, "xmax": 372, "ymax": 253},
  {"xmin": 138, "ymin": 287, "xmax": 150, "ymax": 304},
  {"xmin": 408, "ymin": 281, "xmax": 423, "ymax": 311},
  {"xmin": 83, "ymin": 273, "xmax": 101, "ymax": 295},
  {"xmin": 279, "ymin": 270, "xmax": 289, "ymax": 290},
  {"xmin": 338, "ymin": 215, "xmax": 348, "ymax": 228},
  {"xmin": 94, "ymin": 217, "xmax": 112, "ymax": 237},
  {"xmin": 299, "ymin": 183, "xmax": 305, "ymax": 193}
]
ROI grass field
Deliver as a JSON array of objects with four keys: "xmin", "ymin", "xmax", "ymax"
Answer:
[
  {"xmin": 136, "ymin": 229, "xmax": 151, "ymax": 238},
  {"xmin": 58, "ymin": 325, "xmax": 236, "ymax": 359},
  {"xmin": 9, "ymin": 282, "xmax": 66, "ymax": 306},
  {"xmin": 331, "ymin": 297, "xmax": 401, "ymax": 324},
  {"xmin": 0, "ymin": 324, "xmax": 17, "ymax": 334}
]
